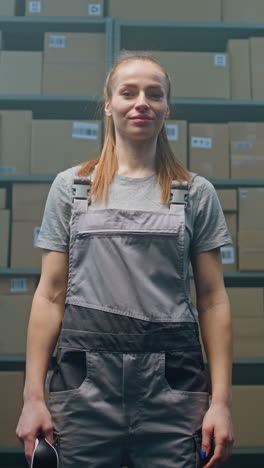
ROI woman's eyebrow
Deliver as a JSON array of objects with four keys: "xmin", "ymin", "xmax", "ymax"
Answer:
[{"xmin": 119, "ymin": 83, "xmax": 164, "ymax": 90}]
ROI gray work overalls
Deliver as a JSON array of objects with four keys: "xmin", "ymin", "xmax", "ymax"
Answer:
[{"xmin": 48, "ymin": 175, "xmax": 209, "ymax": 468}]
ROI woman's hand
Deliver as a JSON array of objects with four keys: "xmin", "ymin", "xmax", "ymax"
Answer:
[
  {"xmin": 201, "ymin": 402, "xmax": 234, "ymax": 468},
  {"xmin": 16, "ymin": 400, "xmax": 54, "ymax": 466}
]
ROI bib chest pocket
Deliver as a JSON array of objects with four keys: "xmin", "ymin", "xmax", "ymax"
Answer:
[{"xmin": 69, "ymin": 226, "xmax": 185, "ymax": 322}]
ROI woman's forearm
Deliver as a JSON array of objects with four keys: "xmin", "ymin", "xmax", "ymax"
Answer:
[
  {"xmin": 23, "ymin": 292, "xmax": 64, "ymax": 402},
  {"xmin": 197, "ymin": 293, "xmax": 233, "ymax": 407}
]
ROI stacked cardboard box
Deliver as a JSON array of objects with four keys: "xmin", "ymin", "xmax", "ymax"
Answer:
[
  {"xmin": 229, "ymin": 122, "xmax": 264, "ymax": 179},
  {"xmin": 222, "ymin": 0, "xmax": 264, "ymax": 23},
  {"xmin": 232, "ymin": 386, "xmax": 264, "ymax": 447},
  {"xmin": 11, "ymin": 183, "xmax": 51, "ymax": 268},
  {"xmin": 217, "ymin": 189, "xmax": 238, "ymax": 271},
  {"xmin": 238, "ymin": 188, "xmax": 264, "ymax": 271},
  {"xmin": 25, "ymin": 0, "xmax": 104, "ymax": 17},
  {"xmin": 189, "ymin": 124, "xmax": 229, "ymax": 178},
  {"xmin": 165, "ymin": 120, "xmax": 187, "ymax": 167},
  {"xmin": 108, "ymin": 0, "xmax": 221, "ymax": 21},
  {"xmin": 250, "ymin": 37, "xmax": 264, "ymax": 101},
  {"xmin": 0, "ymin": 187, "xmax": 10, "ymax": 268},
  {"xmin": 150, "ymin": 51, "xmax": 230, "ymax": 99},
  {"xmin": 0, "ymin": 0, "xmax": 20, "ymax": 16},
  {"xmin": 0, "ymin": 188, "xmax": 6, "ymax": 208},
  {"xmin": 228, "ymin": 288, "xmax": 264, "ymax": 357},
  {"xmin": 42, "ymin": 32, "xmax": 105, "ymax": 96},
  {"xmin": 0, "ymin": 52, "xmax": 42, "ymax": 94},
  {"xmin": 227, "ymin": 39, "xmax": 251, "ymax": 100},
  {"xmin": 0, "ymin": 372, "xmax": 24, "ymax": 447},
  {"xmin": 30, "ymin": 120, "xmax": 102, "ymax": 175},
  {"xmin": 0, "ymin": 111, "xmax": 32, "ymax": 176},
  {"xmin": 0, "ymin": 291, "xmax": 34, "ymax": 354}
]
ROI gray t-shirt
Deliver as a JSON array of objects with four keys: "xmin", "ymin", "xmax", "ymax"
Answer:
[{"xmin": 36, "ymin": 165, "xmax": 231, "ymax": 259}]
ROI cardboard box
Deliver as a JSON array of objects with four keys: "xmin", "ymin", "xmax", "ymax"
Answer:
[
  {"xmin": 239, "ymin": 230, "xmax": 264, "ymax": 271},
  {"xmin": 30, "ymin": 120, "xmax": 102, "ymax": 175},
  {"xmin": 11, "ymin": 221, "xmax": 42, "ymax": 268},
  {"xmin": 25, "ymin": 0, "xmax": 104, "ymax": 17},
  {"xmin": 0, "ymin": 51, "xmax": 42, "ymax": 95},
  {"xmin": 42, "ymin": 60, "xmax": 105, "ymax": 96},
  {"xmin": 216, "ymin": 189, "xmax": 237, "ymax": 211},
  {"xmin": 44, "ymin": 32, "xmax": 105, "ymax": 62},
  {"xmin": 227, "ymin": 39, "xmax": 251, "ymax": 100},
  {"xmin": 0, "ymin": 294, "xmax": 32, "ymax": 353},
  {"xmin": 233, "ymin": 317, "xmax": 264, "ymax": 357},
  {"xmin": 0, "ymin": 111, "xmax": 32, "ymax": 176},
  {"xmin": 232, "ymin": 386, "xmax": 264, "ymax": 447},
  {"xmin": 221, "ymin": 212, "xmax": 237, "ymax": 271},
  {"xmin": 227, "ymin": 288, "xmax": 264, "ymax": 318},
  {"xmin": 230, "ymin": 140, "xmax": 264, "ymax": 179},
  {"xmin": 108, "ymin": 0, "xmax": 221, "ymax": 21},
  {"xmin": 225, "ymin": 213, "xmax": 237, "ymax": 241},
  {"xmin": 12, "ymin": 183, "xmax": 51, "ymax": 222},
  {"xmin": 0, "ymin": 276, "xmax": 38, "ymax": 294},
  {"xmin": 151, "ymin": 51, "xmax": 230, "ymax": 99},
  {"xmin": 0, "ymin": 372, "xmax": 24, "ymax": 447},
  {"xmin": 238, "ymin": 188, "xmax": 264, "ymax": 230},
  {"xmin": 189, "ymin": 124, "xmax": 229, "ymax": 178},
  {"xmin": 228, "ymin": 122, "xmax": 264, "ymax": 141},
  {"xmin": 250, "ymin": 37, "xmax": 264, "ymax": 100},
  {"xmin": 165, "ymin": 120, "xmax": 187, "ymax": 167},
  {"xmin": 223, "ymin": 0, "xmax": 264, "ymax": 23},
  {"xmin": 0, "ymin": 188, "xmax": 6, "ymax": 208},
  {"xmin": 0, "ymin": 0, "xmax": 19, "ymax": 16},
  {"xmin": 0, "ymin": 209, "xmax": 10, "ymax": 268},
  {"xmin": 42, "ymin": 32, "xmax": 105, "ymax": 95},
  {"xmin": 221, "ymin": 244, "xmax": 237, "ymax": 272}
]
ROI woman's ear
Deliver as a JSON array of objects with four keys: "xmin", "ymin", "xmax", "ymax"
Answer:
[
  {"xmin": 105, "ymin": 99, "xmax": 112, "ymax": 117},
  {"xmin": 165, "ymin": 105, "xmax": 170, "ymax": 119}
]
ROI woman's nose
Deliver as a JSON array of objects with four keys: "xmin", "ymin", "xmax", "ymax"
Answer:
[{"xmin": 134, "ymin": 93, "xmax": 149, "ymax": 109}]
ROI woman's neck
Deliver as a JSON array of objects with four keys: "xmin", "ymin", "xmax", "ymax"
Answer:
[{"xmin": 115, "ymin": 136, "xmax": 157, "ymax": 178}]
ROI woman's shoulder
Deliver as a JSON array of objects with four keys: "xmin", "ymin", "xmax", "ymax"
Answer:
[{"xmin": 189, "ymin": 173, "xmax": 216, "ymax": 198}]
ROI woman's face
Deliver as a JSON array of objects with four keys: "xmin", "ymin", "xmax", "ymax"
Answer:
[{"xmin": 105, "ymin": 60, "xmax": 169, "ymax": 142}]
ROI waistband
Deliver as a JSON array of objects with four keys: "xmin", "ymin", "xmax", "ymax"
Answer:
[{"xmin": 59, "ymin": 306, "xmax": 200, "ymax": 352}]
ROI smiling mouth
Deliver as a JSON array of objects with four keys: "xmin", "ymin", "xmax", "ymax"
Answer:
[{"xmin": 130, "ymin": 115, "xmax": 153, "ymax": 120}]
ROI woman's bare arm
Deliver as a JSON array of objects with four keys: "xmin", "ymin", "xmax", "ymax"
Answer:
[
  {"xmin": 16, "ymin": 250, "xmax": 68, "ymax": 464},
  {"xmin": 191, "ymin": 248, "xmax": 234, "ymax": 468}
]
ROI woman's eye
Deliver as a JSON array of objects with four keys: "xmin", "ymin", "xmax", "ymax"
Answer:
[
  {"xmin": 150, "ymin": 93, "xmax": 162, "ymax": 99},
  {"xmin": 122, "ymin": 91, "xmax": 132, "ymax": 97}
]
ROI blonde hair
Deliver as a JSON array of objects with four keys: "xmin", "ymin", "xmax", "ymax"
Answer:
[{"xmin": 78, "ymin": 52, "xmax": 190, "ymax": 204}]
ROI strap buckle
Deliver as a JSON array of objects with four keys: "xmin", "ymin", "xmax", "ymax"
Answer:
[
  {"xmin": 72, "ymin": 181, "xmax": 91, "ymax": 201},
  {"xmin": 170, "ymin": 181, "xmax": 189, "ymax": 206}
]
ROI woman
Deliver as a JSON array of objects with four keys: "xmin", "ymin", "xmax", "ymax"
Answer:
[{"xmin": 16, "ymin": 54, "xmax": 234, "ymax": 468}]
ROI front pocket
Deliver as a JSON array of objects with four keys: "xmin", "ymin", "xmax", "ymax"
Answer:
[
  {"xmin": 161, "ymin": 349, "xmax": 209, "ymax": 395},
  {"xmin": 49, "ymin": 349, "xmax": 87, "ymax": 395}
]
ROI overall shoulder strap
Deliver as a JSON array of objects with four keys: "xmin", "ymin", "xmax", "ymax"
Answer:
[
  {"xmin": 169, "ymin": 172, "xmax": 197, "ymax": 209},
  {"xmin": 72, "ymin": 176, "xmax": 92, "ymax": 202}
]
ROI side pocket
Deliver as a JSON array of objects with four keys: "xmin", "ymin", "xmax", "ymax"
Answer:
[
  {"xmin": 164, "ymin": 348, "xmax": 208, "ymax": 393},
  {"xmin": 53, "ymin": 430, "xmax": 60, "ymax": 459},
  {"xmin": 50, "ymin": 349, "xmax": 87, "ymax": 394},
  {"xmin": 194, "ymin": 433, "xmax": 203, "ymax": 468}
]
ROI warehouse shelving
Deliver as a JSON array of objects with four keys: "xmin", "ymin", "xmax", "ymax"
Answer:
[
  {"xmin": 0, "ymin": 16, "xmax": 113, "ymax": 63},
  {"xmin": 1, "ymin": 268, "xmax": 264, "ymax": 287},
  {"xmin": 2, "ymin": 96, "xmax": 264, "ymax": 121},
  {"xmin": 1, "ymin": 15, "xmax": 264, "ymax": 468},
  {"xmin": 114, "ymin": 20, "xmax": 264, "ymax": 54}
]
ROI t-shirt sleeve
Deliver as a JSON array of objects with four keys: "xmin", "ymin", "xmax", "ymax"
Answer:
[
  {"xmin": 190, "ymin": 178, "xmax": 232, "ymax": 255},
  {"xmin": 36, "ymin": 171, "xmax": 73, "ymax": 252}
]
